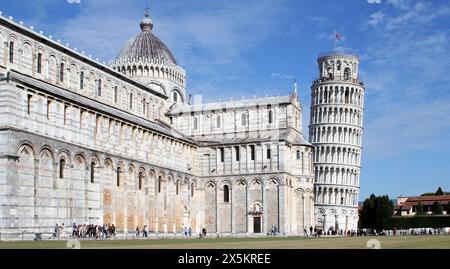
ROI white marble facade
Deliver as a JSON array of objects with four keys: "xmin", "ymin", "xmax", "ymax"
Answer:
[
  {"xmin": 0, "ymin": 11, "xmax": 363, "ymax": 240},
  {"xmin": 309, "ymin": 53, "xmax": 365, "ymax": 232}
]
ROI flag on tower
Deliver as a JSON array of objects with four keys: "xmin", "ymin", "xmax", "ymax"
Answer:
[{"xmin": 335, "ymin": 31, "xmax": 341, "ymax": 41}]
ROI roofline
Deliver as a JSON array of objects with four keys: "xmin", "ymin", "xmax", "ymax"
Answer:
[
  {"xmin": 318, "ymin": 51, "xmax": 359, "ymax": 61},
  {"xmin": 167, "ymin": 94, "xmax": 297, "ymax": 115},
  {"xmin": 7, "ymin": 70, "xmax": 196, "ymax": 145},
  {"xmin": 0, "ymin": 15, "xmax": 168, "ymax": 99}
]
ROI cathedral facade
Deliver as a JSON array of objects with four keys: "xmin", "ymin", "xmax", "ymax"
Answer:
[{"xmin": 0, "ymin": 11, "xmax": 362, "ymax": 240}]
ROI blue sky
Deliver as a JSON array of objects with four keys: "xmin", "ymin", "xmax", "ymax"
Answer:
[{"xmin": 2, "ymin": 0, "xmax": 450, "ymax": 200}]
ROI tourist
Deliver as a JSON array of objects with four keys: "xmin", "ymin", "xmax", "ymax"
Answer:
[
  {"xmin": 54, "ymin": 223, "xmax": 59, "ymax": 239},
  {"xmin": 136, "ymin": 226, "xmax": 140, "ymax": 237},
  {"xmin": 188, "ymin": 227, "xmax": 192, "ymax": 237},
  {"xmin": 144, "ymin": 225, "xmax": 148, "ymax": 238},
  {"xmin": 72, "ymin": 222, "xmax": 77, "ymax": 238},
  {"xmin": 61, "ymin": 223, "xmax": 65, "ymax": 239}
]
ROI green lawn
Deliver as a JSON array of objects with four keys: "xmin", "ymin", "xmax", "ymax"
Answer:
[{"xmin": 0, "ymin": 235, "xmax": 449, "ymax": 249}]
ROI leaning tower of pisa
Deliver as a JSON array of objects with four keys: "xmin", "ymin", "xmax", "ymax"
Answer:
[{"xmin": 309, "ymin": 52, "xmax": 365, "ymax": 232}]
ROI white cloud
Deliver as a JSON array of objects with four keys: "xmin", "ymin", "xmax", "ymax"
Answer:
[
  {"xmin": 367, "ymin": 11, "xmax": 385, "ymax": 27},
  {"xmin": 317, "ymin": 32, "xmax": 347, "ymax": 42},
  {"xmin": 367, "ymin": 0, "xmax": 382, "ymax": 4},
  {"xmin": 362, "ymin": 1, "xmax": 450, "ymax": 159},
  {"xmin": 55, "ymin": 0, "xmax": 288, "ymax": 66},
  {"xmin": 386, "ymin": 0, "xmax": 410, "ymax": 10},
  {"xmin": 369, "ymin": 1, "xmax": 450, "ymax": 30},
  {"xmin": 364, "ymin": 99, "xmax": 450, "ymax": 158},
  {"xmin": 67, "ymin": 0, "xmax": 81, "ymax": 4},
  {"xmin": 270, "ymin": 73, "xmax": 295, "ymax": 80}
]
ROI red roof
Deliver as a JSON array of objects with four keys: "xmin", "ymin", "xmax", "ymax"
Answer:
[{"xmin": 402, "ymin": 195, "xmax": 450, "ymax": 207}]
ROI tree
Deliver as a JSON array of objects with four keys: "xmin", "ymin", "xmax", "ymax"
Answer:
[
  {"xmin": 416, "ymin": 202, "xmax": 425, "ymax": 216},
  {"xmin": 374, "ymin": 195, "xmax": 394, "ymax": 233},
  {"xmin": 361, "ymin": 197, "xmax": 375, "ymax": 231},
  {"xmin": 432, "ymin": 201, "xmax": 443, "ymax": 215},
  {"xmin": 435, "ymin": 187, "xmax": 444, "ymax": 196},
  {"xmin": 361, "ymin": 194, "xmax": 394, "ymax": 233}
]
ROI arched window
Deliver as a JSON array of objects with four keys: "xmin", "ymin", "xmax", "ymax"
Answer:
[
  {"xmin": 173, "ymin": 92, "xmax": 177, "ymax": 102},
  {"xmin": 176, "ymin": 181, "xmax": 180, "ymax": 195},
  {"xmin": 90, "ymin": 162, "xmax": 95, "ymax": 183},
  {"xmin": 191, "ymin": 183, "xmax": 195, "ymax": 197},
  {"xmin": 158, "ymin": 177, "xmax": 163, "ymax": 193},
  {"xmin": 9, "ymin": 41, "xmax": 14, "ymax": 63},
  {"xmin": 193, "ymin": 117, "xmax": 198, "ymax": 130},
  {"xmin": 37, "ymin": 53, "xmax": 42, "ymax": 74},
  {"xmin": 138, "ymin": 172, "xmax": 144, "ymax": 190},
  {"xmin": 27, "ymin": 94, "xmax": 32, "ymax": 115},
  {"xmin": 216, "ymin": 115, "xmax": 221, "ymax": 128},
  {"xmin": 97, "ymin": 79, "xmax": 102, "ymax": 96},
  {"xmin": 340, "ymin": 197, "xmax": 344, "ymax": 205},
  {"xmin": 116, "ymin": 167, "xmax": 121, "ymax": 187},
  {"xmin": 129, "ymin": 93, "xmax": 133, "ymax": 109},
  {"xmin": 344, "ymin": 67, "xmax": 351, "ymax": 80},
  {"xmin": 59, "ymin": 159, "xmax": 66, "ymax": 179},
  {"xmin": 223, "ymin": 185, "xmax": 230, "ymax": 203},
  {"xmin": 296, "ymin": 150, "xmax": 301, "ymax": 159},
  {"xmin": 327, "ymin": 67, "xmax": 333, "ymax": 79},
  {"xmin": 241, "ymin": 112, "xmax": 247, "ymax": 126},
  {"xmin": 337, "ymin": 61, "xmax": 341, "ymax": 71},
  {"xmin": 268, "ymin": 110, "xmax": 273, "ymax": 124},
  {"xmin": 59, "ymin": 63, "xmax": 64, "ymax": 82},
  {"xmin": 80, "ymin": 71, "xmax": 84, "ymax": 90},
  {"xmin": 114, "ymin": 86, "xmax": 118, "ymax": 103}
]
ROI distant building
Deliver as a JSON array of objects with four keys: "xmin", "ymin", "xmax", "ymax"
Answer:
[{"xmin": 395, "ymin": 195, "xmax": 450, "ymax": 216}]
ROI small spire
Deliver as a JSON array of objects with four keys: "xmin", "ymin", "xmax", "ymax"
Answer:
[
  {"xmin": 140, "ymin": 7, "xmax": 153, "ymax": 32},
  {"xmin": 294, "ymin": 79, "xmax": 298, "ymax": 94}
]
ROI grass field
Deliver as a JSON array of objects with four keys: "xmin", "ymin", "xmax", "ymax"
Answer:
[{"xmin": 0, "ymin": 235, "xmax": 449, "ymax": 249}]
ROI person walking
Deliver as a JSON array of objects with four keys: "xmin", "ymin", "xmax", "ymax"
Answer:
[
  {"xmin": 72, "ymin": 223, "xmax": 77, "ymax": 238},
  {"xmin": 144, "ymin": 225, "xmax": 148, "ymax": 238},
  {"xmin": 136, "ymin": 226, "xmax": 140, "ymax": 237}
]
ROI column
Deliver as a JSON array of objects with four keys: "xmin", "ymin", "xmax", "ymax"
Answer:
[
  {"xmin": 302, "ymin": 194, "xmax": 306, "ymax": 231},
  {"xmin": 278, "ymin": 183, "xmax": 286, "ymax": 234},
  {"xmin": 216, "ymin": 148, "xmax": 220, "ymax": 174}
]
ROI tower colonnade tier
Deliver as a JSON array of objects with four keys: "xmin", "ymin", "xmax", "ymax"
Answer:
[{"xmin": 309, "ymin": 52, "xmax": 365, "ymax": 232}]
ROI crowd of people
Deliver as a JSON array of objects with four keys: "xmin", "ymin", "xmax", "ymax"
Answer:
[
  {"xmin": 49, "ymin": 222, "xmax": 448, "ymax": 240},
  {"xmin": 51, "ymin": 223, "xmax": 116, "ymax": 239}
]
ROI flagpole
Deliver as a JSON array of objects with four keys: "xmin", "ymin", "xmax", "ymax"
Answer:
[{"xmin": 334, "ymin": 30, "xmax": 336, "ymax": 51}]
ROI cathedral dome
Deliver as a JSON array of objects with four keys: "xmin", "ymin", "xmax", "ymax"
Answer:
[{"xmin": 115, "ymin": 11, "xmax": 177, "ymax": 65}]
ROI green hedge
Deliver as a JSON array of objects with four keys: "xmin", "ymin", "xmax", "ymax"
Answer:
[{"xmin": 387, "ymin": 215, "xmax": 450, "ymax": 229}]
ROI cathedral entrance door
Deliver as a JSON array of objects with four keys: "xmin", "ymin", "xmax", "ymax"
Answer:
[{"xmin": 253, "ymin": 217, "xmax": 261, "ymax": 233}]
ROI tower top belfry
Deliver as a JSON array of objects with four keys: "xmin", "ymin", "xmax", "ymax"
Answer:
[{"xmin": 317, "ymin": 52, "xmax": 360, "ymax": 83}]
